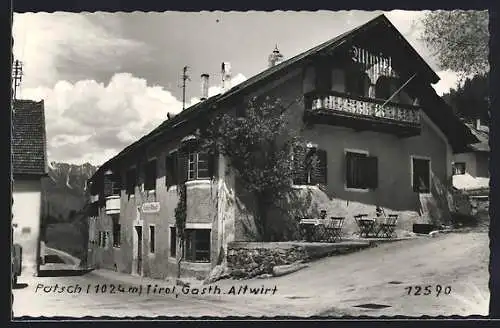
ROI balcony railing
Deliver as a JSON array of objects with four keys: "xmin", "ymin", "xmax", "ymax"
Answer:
[
  {"xmin": 105, "ymin": 195, "xmax": 120, "ymax": 215},
  {"xmin": 304, "ymin": 91, "xmax": 421, "ymax": 137}
]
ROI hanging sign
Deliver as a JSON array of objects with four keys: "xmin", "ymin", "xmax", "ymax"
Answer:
[{"xmin": 141, "ymin": 202, "xmax": 160, "ymax": 214}]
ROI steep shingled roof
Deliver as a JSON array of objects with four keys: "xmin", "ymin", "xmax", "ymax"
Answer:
[
  {"xmin": 92, "ymin": 14, "xmax": 474, "ymax": 178},
  {"xmin": 12, "ymin": 99, "xmax": 48, "ymax": 177}
]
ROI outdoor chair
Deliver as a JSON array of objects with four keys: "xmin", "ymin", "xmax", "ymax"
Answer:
[
  {"xmin": 377, "ymin": 214, "xmax": 398, "ymax": 238},
  {"xmin": 324, "ymin": 217, "xmax": 345, "ymax": 242}
]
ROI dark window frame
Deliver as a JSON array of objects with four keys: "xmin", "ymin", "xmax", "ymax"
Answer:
[
  {"xmin": 170, "ymin": 226, "xmax": 177, "ymax": 258},
  {"xmin": 412, "ymin": 157, "xmax": 431, "ymax": 193},
  {"xmin": 452, "ymin": 162, "xmax": 466, "ymax": 175},
  {"xmin": 144, "ymin": 159, "xmax": 158, "ymax": 191},
  {"xmin": 165, "ymin": 152, "xmax": 178, "ymax": 188},
  {"xmin": 149, "ymin": 225, "xmax": 156, "ymax": 254},
  {"xmin": 112, "ymin": 216, "xmax": 121, "ymax": 248},
  {"xmin": 126, "ymin": 168, "xmax": 137, "ymax": 195},
  {"xmin": 345, "ymin": 66, "xmax": 370, "ymax": 98},
  {"xmin": 187, "ymin": 151, "xmax": 210, "ymax": 181},
  {"xmin": 183, "ymin": 229, "xmax": 211, "ymax": 263},
  {"xmin": 293, "ymin": 146, "xmax": 327, "ymax": 186},
  {"xmin": 345, "ymin": 151, "xmax": 378, "ymax": 190}
]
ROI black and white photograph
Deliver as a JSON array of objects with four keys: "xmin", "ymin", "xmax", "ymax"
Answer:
[{"xmin": 11, "ymin": 8, "xmax": 491, "ymax": 318}]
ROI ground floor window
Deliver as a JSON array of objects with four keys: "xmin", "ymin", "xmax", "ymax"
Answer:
[
  {"xmin": 183, "ymin": 229, "xmax": 211, "ymax": 263},
  {"xmin": 170, "ymin": 226, "xmax": 177, "ymax": 258},
  {"xmin": 345, "ymin": 151, "xmax": 378, "ymax": 189},
  {"xmin": 149, "ymin": 225, "xmax": 156, "ymax": 254},
  {"xmin": 412, "ymin": 157, "xmax": 431, "ymax": 193},
  {"xmin": 293, "ymin": 146, "xmax": 327, "ymax": 185},
  {"xmin": 112, "ymin": 216, "xmax": 121, "ymax": 248},
  {"xmin": 105, "ymin": 231, "xmax": 111, "ymax": 249}
]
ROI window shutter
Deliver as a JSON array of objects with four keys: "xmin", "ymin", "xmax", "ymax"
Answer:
[
  {"xmin": 345, "ymin": 152, "xmax": 355, "ymax": 188},
  {"xmin": 364, "ymin": 156, "xmax": 378, "ymax": 189},
  {"xmin": 165, "ymin": 155, "xmax": 173, "ymax": 188},
  {"xmin": 312, "ymin": 149, "xmax": 327, "ymax": 185},
  {"xmin": 103, "ymin": 176, "xmax": 113, "ymax": 197},
  {"xmin": 293, "ymin": 146, "xmax": 307, "ymax": 185},
  {"xmin": 177, "ymin": 151, "xmax": 188, "ymax": 183},
  {"xmin": 208, "ymin": 150, "xmax": 218, "ymax": 178}
]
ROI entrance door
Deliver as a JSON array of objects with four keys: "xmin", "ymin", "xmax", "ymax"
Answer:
[{"xmin": 135, "ymin": 226, "xmax": 143, "ymax": 275}]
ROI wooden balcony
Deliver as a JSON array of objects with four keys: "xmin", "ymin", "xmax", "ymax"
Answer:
[{"xmin": 304, "ymin": 91, "xmax": 422, "ymax": 137}]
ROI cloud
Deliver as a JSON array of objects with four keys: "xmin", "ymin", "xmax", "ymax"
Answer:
[
  {"xmin": 433, "ymin": 70, "xmax": 460, "ymax": 95},
  {"xmin": 22, "ymin": 72, "xmax": 246, "ymax": 166},
  {"xmin": 13, "ymin": 12, "xmax": 148, "ymax": 89}
]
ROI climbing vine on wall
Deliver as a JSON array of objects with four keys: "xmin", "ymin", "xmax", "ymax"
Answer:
[{"xmin": 174, "ymin": 182, "xmax": 187, "ymax": 278}]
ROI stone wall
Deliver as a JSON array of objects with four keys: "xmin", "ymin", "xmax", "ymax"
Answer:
[{"xmin": 227, "ymin": 242, "xmax": 308, "ymax": 278}]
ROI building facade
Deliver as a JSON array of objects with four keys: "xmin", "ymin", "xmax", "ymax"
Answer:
[
  {"xmin": 12, "ymin": 99, "xmax": 48, "ymax": 276},
  {"xmin": 86, "ymin": 15, "xmax": 477, "ymax": 279},
  {"xmin": 452, "ymin": 119, "xmax": 489, "ymax": 192}
]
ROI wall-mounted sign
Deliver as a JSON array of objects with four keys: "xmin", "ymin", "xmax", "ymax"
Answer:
[
  {"xmin": 141, "ymin": 202, "xmax": 160, "ymax": 214},
  {"xmin": 350, "ymin": 45, "xmax": 396, "ymax": 78}
]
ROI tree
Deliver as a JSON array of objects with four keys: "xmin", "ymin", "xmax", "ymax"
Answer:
[
  {"xmin": 442, "ymin": 73, "xmax": 489, "ymax": 124},
  {"xmin": 419, "ymin": 10, "xmax": 489, "ymax": 78},
  {"xmin": 201, "ymin": 96, "xmax": 311, "ymax": 241}
]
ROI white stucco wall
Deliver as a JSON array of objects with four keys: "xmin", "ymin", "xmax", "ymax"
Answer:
[{"xmin": 12, "ymin": 179, "xmax": 42, "ymax": 275}]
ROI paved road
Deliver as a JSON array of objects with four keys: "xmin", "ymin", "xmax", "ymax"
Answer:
[
  {"xmin": 12, "ymin": 269, "xmax": 289, "ymax": 317},
  {"xmin": 12, "ymin": 232, "xmax": 489, "ymax": 318}
]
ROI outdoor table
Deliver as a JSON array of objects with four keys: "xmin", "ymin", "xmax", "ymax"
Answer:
[
  {"xmin": 299, "ymin": 218, "xmax": 322, "ymax": 242},
  {"xmin": 355, "ymin": 217, "xmax": 377, "ymax": 238}
]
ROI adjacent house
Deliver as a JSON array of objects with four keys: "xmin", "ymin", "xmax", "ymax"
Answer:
[
  {"xmin": 86, "ymin": 14, "xmax": 477, "ymax": 279},
  {"xmin": 12, "ymin": 99, "xmax": 48, "ymax": 276},
  {"xmin": 452, "ymin": 119, "xmax": 489, "ymax": 192}
]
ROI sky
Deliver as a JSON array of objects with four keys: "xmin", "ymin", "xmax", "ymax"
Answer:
[{"xmin": 12, "ymin": 10, "xmax": 463, "ymax": 166}]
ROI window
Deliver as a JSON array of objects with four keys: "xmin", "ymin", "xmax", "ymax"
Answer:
[
  {"xmin": 105, "ymin": 231, "xmax": 111, "ymax": 249},
  {"xmin": 126, "ymin": 168, "xmax": 136, "ymax": 195},
  {"xmin": 170, "ymin": 227, "xmax": 177, "ymax": 258},
  {"xmin": 99, "ymin": 231, "xmax": 106, "ymax": 248},
  {"xmin": 453, "ymin": 162, "xmax": 466, "ymax": 175},
  {"xmin": 188, "ymin": 151, "xmax": 210, "ymax": 180},
  {"xmin": 104, "ymin": 173, "xmax": 122, "ymax": 197},
  {"xmin": 375, "ymin": 76, "xmax": 391, "ymax": 99},
  {"xmin": 345, "ymin": 69, "xmax": 370, "ymax": 97},
  {"xmin": 165, "ymin": 152, "xmax": 178, "ymax": 188},
  {"xmin": 112, "ymin": 216, "xmax": 121, "ymax": 248},
  {"xmin": 293, "ymin": 146, "xmax": 327, "ymax": 185},
  {"xmin": 345, "ymin": 151, "xmax": 378, "ymax": 190},
  {"xmin": 149, "ymin": 225, "xmax": 156, "ymax": 254},
  {"xmin": 412, "ymin": 157, "xmax": 431, "ymax": 193},
  {"xmin": 144, "ymin": 159, "xmax": 157, "ymax": 191},
  {"xmin": 183, "ymin": 229, "xmax": 210, "ymax": 263}
]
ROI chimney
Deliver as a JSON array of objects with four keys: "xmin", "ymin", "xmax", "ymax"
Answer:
[
  {"xmin": 200, "ymin": 74, "xmax": 209, "ymax": 100},
  {"xmin": 221, "ymin": 62, "xmax": 232, "ymax": 92}
]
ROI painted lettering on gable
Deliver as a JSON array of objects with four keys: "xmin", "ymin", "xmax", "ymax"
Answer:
[{"xmin": 351, "ymin": 45, "xmax": 397, "ymax": 78}]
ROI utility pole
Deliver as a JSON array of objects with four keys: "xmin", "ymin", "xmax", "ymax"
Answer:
[
  {"xmin": 181, "ymin": 66, "xmax": 190, "ymax": 110},
  {"xmin": 12, "ymin": 59, "xmax": 23, "ymax": 101}
]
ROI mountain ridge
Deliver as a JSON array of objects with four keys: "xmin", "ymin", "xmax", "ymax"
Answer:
[{"xmin": 42, "ymin": 161, "xmax": 98, "ymax": 224}]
